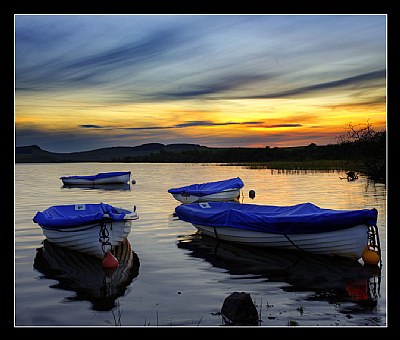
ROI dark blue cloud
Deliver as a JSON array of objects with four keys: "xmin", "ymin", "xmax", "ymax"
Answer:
[
  {"xmin": 244, "ymin": 70, "xmax": 386, "ymax": 99},
  {"xmin": 16, "ymin": 26, "xmax": 186, "ymax": 92},
  {"xmin": 79, "ymin": 124, "xmax": 104, "ymax": 128},
  {"xmin": 173, "ymin": 120, "xmax": 263, "ymax": 128},
  {"xmin": 257, "ymin": 124, "xmax": 303, "ymax": 128},
  {"xmin": 78, "ymin": 120, "xmax": 264, "ymax": 130},
  {"xmin": 15, "ymin": 15, "xmax": 386, "ymax": 103},
  {"xmin": 152, "ymin": 74, "xmax": 273, "ymax": 100},
  {"xmin": 151, "ymin": 69, "xmax": 385, "ymax": 101}
]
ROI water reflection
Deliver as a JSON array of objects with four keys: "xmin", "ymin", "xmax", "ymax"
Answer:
[
  {"xmin": 33, "ymin": 238, "xmax": 140, "ymax": 311},
  {"xmin": 61, "ymin": 183, "xmax": 131, "ymax": 191},
  {"xmin": 177, "ymin": 233, "xmax": 381, "ymax": 313}
]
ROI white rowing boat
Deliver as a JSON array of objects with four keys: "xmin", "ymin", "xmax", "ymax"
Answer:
[
  {"xmin": 168, "ymin": 177, "xmax": 244, "ymax": 204},
  {"xmin": 174, "ymin": 201, "xmax": 381, "ymax": 262},
  {"xmin": 33, "ymin": 203, "xmax": 138, "ymax": 258},
  {"xmin": 60, "ymin": 171, "xmax": 131, "ymax": 185}
]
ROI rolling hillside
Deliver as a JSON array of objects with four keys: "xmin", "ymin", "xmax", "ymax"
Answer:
[{"xmin": 15, "ymin": 143, "xmax": 207, "ymax": 163}]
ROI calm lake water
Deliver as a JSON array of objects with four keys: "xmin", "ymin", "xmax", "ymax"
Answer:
[{"xmin": 15, "ymin": 163, "xmax": 387, "ymax": 327}]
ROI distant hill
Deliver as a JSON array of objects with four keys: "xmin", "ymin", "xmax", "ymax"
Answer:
[
  {"xmin": 15, "ymin": 142, "xmax": 345, "ymax": 164},
  {"xmin": 15, "ymin": 143, "xmax": 208, "ymax": 163},
  {"xmin": 15, "ymin": 138, "xmax": 385, "ymax": 183},
  {"xmin": 15, "ymin": 141, "xmax": 380, "ymax": 165}
]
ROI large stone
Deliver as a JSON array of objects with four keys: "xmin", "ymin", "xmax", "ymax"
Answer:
[{"xmin": 221, "ymin": 292, "xmax": 259, "ymax": 326}]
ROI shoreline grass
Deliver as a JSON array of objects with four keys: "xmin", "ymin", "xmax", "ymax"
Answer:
[{"xmin": 220, "ymin": 160, "xmax": 366, "ymax": 172}]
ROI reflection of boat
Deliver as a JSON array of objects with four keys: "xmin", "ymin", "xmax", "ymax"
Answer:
[
  {"xmin": 168, "ymin": 177, "xmax": 244, "ymax": 204},
  {"xmin": 175, "ymin": 201, "xmax": 380, "ymax": 261},
  {"xmin": 60, "ymin": 171, "xmax": 131, "ymax": 185},
  {"xmin": 177, "ymin": 233, "xmax": 381, "ymax": 309},
  {"xmin": 62, "ymin": 182, "xmax": 131, "ymax": 191},
  {"xmin": 33, "ymin": 238, "xmax": 140, "ymax": 311},
  {"xmin": 33, "ymin": 203, "xmax": 139, "ymax": 258}
]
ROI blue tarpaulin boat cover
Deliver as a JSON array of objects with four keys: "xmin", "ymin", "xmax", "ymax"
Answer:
[
  {"xmin": 60, "ymin": 171, "xmax": 130, "ymax": 181},
  {"xmin": 175, "ymin": 202, "xmax": 378, "ymax": 234},
  {"xmin": 168, "ymin": 177, "xmax": 244, "ymax": 197},
  {"xmin": 33, "ymin": 203, "xmax": 127, "ymax": 229}
]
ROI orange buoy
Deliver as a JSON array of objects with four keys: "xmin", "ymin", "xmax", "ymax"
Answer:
[{"xmin": 362, "ymin": 246, "xmax": 381, "ymax": 266}]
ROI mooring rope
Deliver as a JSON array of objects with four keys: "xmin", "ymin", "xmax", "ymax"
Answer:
[
  {"xmin": 99, "ymin": 221, "xmax": 113, "ymax": 253},
  {"xmin": 283, "ymin": 234, "xmax": 308, "ymax": 254}
]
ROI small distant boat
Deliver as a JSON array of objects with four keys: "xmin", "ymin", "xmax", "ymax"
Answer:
[
  {"xmin": 33, "ymin": 238, "xmax": 140, "ymax": 311},
  {"xmin": 33, "ymin": 203, "xmax": 139, "ymax": 258},
  {"xmin": 60, "ymin": 171, "xmax": 131, "ymax": 185},
  {"xmin": 174, "ymin": 201, "xmax": 381, "ymax": 261},
  {"xmin": 168, "ymin": 177, "xmax": 244, "ymax": 204}
]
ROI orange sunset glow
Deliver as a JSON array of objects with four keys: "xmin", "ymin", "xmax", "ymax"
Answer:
[{"xmin": 15, "ymin": 14, "xmax": 386, "ymax": 152}]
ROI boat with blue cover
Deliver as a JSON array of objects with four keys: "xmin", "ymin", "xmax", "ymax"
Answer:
[
  {"xmin": 168, "ymin": 177, "xmax": 244, "ymax": 204},
  {"xmin": 33, "ymin": 203, "xmax": 138, "ymax": 258},
  {"xmin": 60, "ymin": 171, "xmax": 131, "ymax": 185},
  {"xmin": 174, "ymin": 201, "xmax": 381, "ymax": 262}
]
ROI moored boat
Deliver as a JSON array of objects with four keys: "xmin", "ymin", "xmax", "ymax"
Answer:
[
  {"xmin": 60, "ymin": 171, "xmax": 131, "ymax": 185},
  {"xmin": 174, "ymin": 201, "xmax": 381, "ymax": 261},
  {"xmin": 168, "ymin": 177, "xmax": 244, "ymax": 204},
  {"xmin": 33, "ymin": 202, "xmax": 138, "ymax": 258}
]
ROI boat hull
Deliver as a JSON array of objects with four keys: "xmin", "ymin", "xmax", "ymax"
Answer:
[
  {"xmin": 42, "ymin": 219, "xmax": 134, "ymax": 258},
  {"xmin": 61, "ymin": 173, "xmax": 131, "ymax": 185},
  {"xmin": 62, "ymin": 183, "xmax": 131, "ymax": 190},
  {"xmin": 192, "ymin": 223, "xmax": 369, "ymax": 260},
  {"xmin": 172, "ymin": 188, "xmax": 241, "ymax": 204}
]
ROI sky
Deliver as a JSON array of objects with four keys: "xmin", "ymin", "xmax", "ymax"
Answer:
[{"xmin": 15, "ymin": 14, "xmax": 387, "ymax": 153}]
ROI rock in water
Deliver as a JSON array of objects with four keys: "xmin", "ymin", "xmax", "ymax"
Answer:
[{"xmin": 221, "ymin": 292, "xmax": 259, "ymax": 325}]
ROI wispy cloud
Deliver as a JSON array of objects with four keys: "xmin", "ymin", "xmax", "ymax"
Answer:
[
  {"xmin": 16, "ymin": 27, "xmax": 186, "ymax": 92},
  {"xmin": 16, "ymin": 15, "xmax": 386, "ymax": 101},
  {"xmin": 15, "ymin": 15, "xmax": 386, "ymax": 152},
  {"xmin": 78, "ymin": 120, "xmax": 264, "ymax": 130},
  {"xmin": 256, "ymin": 124, "xmax": 303, "ymax": 128},
  {"xmin": 150, "ymin": 69, "xmax": 385, "ymax": 101},
  {"xmin": 151, "ymin": 74, "xmax": 273, "ymax": 100},
  {"xmin": 242, "ymin": 70, "xmax": 386, "ymax": 99},
  {"xmin": 79, "ymin": 124, "xmax": 104, "ymax": 129},
  {"xmin": 173, "ymin": 120, "xmax": 262, "ymax": 128}
]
